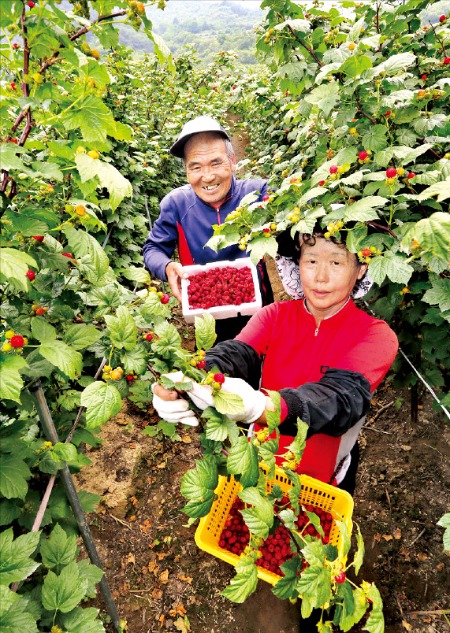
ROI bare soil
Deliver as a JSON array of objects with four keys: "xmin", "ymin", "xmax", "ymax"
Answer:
[{"xmin": 81, "ymin": 261, "xmax": 449, "ymax": 633}]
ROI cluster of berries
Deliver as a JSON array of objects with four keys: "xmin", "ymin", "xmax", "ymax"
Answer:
[
  {"xmin": 32, "ymin": 303, "xmax": 49, "ymax": 316},
  {"xmin": 2, "ymin": 331, "xmax": 27, "ymax": 353},
  {"xmin": 262, "ymin": 223, "xmax": 277, "ymax": 238},
  {"xmin": 102, "ymin": 365, "xmax": 124, "ymax": 381},
  {"xmin": 328, "ymin": 163, "xmax": 351, "ymax": 180},
  {"xmin": 202, "ymin": 371, "xmax": 225, "ymax": 393},
  {"xmin": 385, "ymin": 167, "xmax": 416, "ymax": 184},
  {"xmin": 357, "ymin": 149, "xmax": 372, "ymax": 163},
  {"xmin": 287, "ymin": 206, "xmax": 301, "ymax": 223},
  {"xmin": 324, "ymin": 220, "xmax": 344, "ymax": 240},
  {"xmin": 142, "ymin": 331, "xmax": 154, "ymax": 342},
  {"xmin": 189, "ymin": 349, "xmax": 207, "ymax": 370},
  {"xmin": 147, "ymin": 286, "xmax": 170, "ymax": 303},
  {"xmin": 186, "ymin": 267, "xmax": 255, "ymax": 310},
  {"xmin": 357, "ymin": 246, "xmax": 382, "ymax": 264},
  {"xmin": 218, "ymin": 496, "xmax": 336, "ymax": 578}
]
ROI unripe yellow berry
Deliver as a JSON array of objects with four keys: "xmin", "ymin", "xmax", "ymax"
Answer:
[{"xmin": 5, "ymin": 330, "xmax": 15, "ymax": 339}]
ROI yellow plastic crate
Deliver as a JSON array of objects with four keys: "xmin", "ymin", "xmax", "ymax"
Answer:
[{"xmin": 194, "ymin": 468, "xmax": 354, "ymax": 586}]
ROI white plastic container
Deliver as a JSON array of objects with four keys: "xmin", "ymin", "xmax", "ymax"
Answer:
[{"xmin": 181, "ymin": 258, "xmax": 262, "ymax": 324}]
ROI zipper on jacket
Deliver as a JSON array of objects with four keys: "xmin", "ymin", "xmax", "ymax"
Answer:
[{"xmin": 314, "ymin": 323, "xmax": 320, "ymax": 337}]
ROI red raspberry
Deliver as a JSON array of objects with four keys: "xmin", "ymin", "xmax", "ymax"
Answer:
[
  {"xmin": 145, "ymin": 333, "xmax": 153, "ymax": 341},
  {"xmin": 318, "ymin": 180, "xmax": 325, "ymax": 186},
  {"xmin": 213, "ymin": 372, "xmax": 225, "ymax": 384},
  {"xmin": 10, "ymin": 335, "xmax": 25, "ymax": 348},
  {"xmin": 361, "ymin": 248, "xmax": 371, "ymax": 257},
  {"xmin": 358, "ymin": 150, "xmax": 368, "ymax": 160},
  {"xmin": 33, "ymin": 235, "xmax": 44, "ymax": 242},
  {"xmin": 62, "ymin": 252, "xmax": 73, "ymax": 258},
  {"xmin": 126, "ymin": 375, "xmax": 135, "ymax": 382},
  {"xmin": 262, "ymin": 194, "xmax": 270, "ymax": 201},
  {"xmin": 407, "ymin": 172, "xmax": 415, "ymax": 179},
  {"xmin": 444, "ymin": 57, "xmax": 450, "ymax": 65},
  {"xmin": 26, "ymin": 270, "xmax": 35, "ymax": 281},
  {"xmin": 421, "ymin": 74, "xmax": 427, "ymax": 81},
  {"xmin": 439, "ymin": 15, "xmax": 446, "ymax": 22},
  {"xmin": 197, "ymin": 360, "xmax": 206, "ymax": 369},
  {"xmin": 385, "ymin": 167, "xmax": 397, "ymax": 178},
  {"xmin": 160, "ymin": 293, "xmax": 170, "ymax": 304},
  {"xmin": 329, "ymin": 165, "xmax": 338, "ymax": 174},
  {"xmin": 263, "ymin": 228, "xmax": 271, "ymax": 234},
  {"xmin": 384, "ymin": 110, "xmax": 392, "ymax": 116},
  {"xmin": 334, "ymin": 572, "xmax": 347, "ymax": 584},
  {"xmin": 35, "ymin": 307, "xmax": 45, "ymax": 316},
  {"xmin": 27, "ymin": 1, "xmax": 35, "ymax": 7}
]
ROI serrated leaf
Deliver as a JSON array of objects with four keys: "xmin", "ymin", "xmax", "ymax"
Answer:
[
  {"xmin": 76, "ymin": 559, "xmax": 104, "ymax": 599},
  {"xmin": 363, "ymin": 584, "xmax": 384, "ymax": 633},
  {"xmin": 61, "ymin": 606, "xmax": 105, "ymax": 633},
  {"xmin": 204, "ymin": 415, "xmax": 237, "ymax": 442},
  {"xmin": 0, "ymin": 528, "xmax": 41, "ymax": 585},
  {"xmin": 40, "ymin": 523, "xmax": 78, "ymax": 571},
  {"xmin": 76, "ymin": 154, "xmax": 132, "ymax": 211},
  {"xmin": 119, "ymin": 345, "xmax": 148, "ymax": 374},
  {"xmin": 31, "ymin": 317, "xmax": 56, "ymax": 343},
  {"xmin": 122, "ymin": 266, "xmax": 151, "ymax": 284},
  {"xmin": 437, "ymin": 513, "xmax": 450, "ymax": 551},
  {"xmin": 221, "ymin": 557, "xmax": 258, "ymax": 603},
  {"xmin": 272, "ymin": 557, "xmax": 303, "ymax": 599},
  {"xmin": 368, "ymin": 253, "xmax": 413, "ymax": 285},
  {"xmin": 0, "ymin": 354, "xmax": 27, "ymax": 403},
  {"xmin": 353, "ymin": 523, "xmax": 365, "ymax": 575},
  {"xmin": 361, "ymin": 126, "xmax": 388, "ymax": 152},
  {"xmin": 335, "ymin": 519, "xmax": 352, "ymax": 557},
  {"xmin": 194, "ymin": 312, "xmax": 217, "ymax": 351},
  {"xmin": 42, "ymin": 561, "xmax": 88, "ymax": 613},
  {"xmin": 240, "ymin": 490, "xmax": 274, "ymax": 538},
  {"xmin": 403, "ymin": 212, "xmax": 450, "ymax": 263},
  {"xmin": 80, "ymin": 381, "xmax": 122, "ymax": 427},
  {"xmin": 340, "ymin": 54, "xmax": 372, "ymax": 77},
  {"xmin": 423, "ymin": 278, "xmax": 450, "ymax": 316},
  {"xmin": 104, "ymin": 305, "xmax": 137, "ymax": 351},
  {"xmin": 213, "ymin": 390, "xmax": 245, "ymax": 416},
  {"xmin": 0, "ymin": 455, "xmax": 31, "ymax": 500},
  {"xmin": 227, "ymin": 436, "xmax": 259, "ymax": 487},
  {"xmin": 63, "ymin": 324, "xmax": 103, "ymax": 350},
  {"xmin": 376, "ymin": 52, "xmax": 415, "ymax": 75},
  {"xmin": 39, "ymin": 340, "xmax": 82, "ymax": 380},
  {"xmin": 180, "ymin": 456, "xmax": 218, "ymax": 502},
  {"xmin": 0, "ymin": 248, "xmax": 37, "ymax": 292},
  {"xmin": 296, "ymin": 564, "xmax": 332, "ymax": 608},
  {"xmin": 62, "ymin": 94, "xmax": 115, "ymax": 144},
  {"xmin": 343, "ymin": 196, "xmax": 388, "ymax": 222},
  {"xmin": 65, "ymin": 226, "xmax": 109, "ymax": 282},
  {"xmin": 0, "ymin": 587, "xmax": 38, "ymax": 633},
  {"xmin": 248, "ymin": 236, "xmax": 278, "ymax": 265}
]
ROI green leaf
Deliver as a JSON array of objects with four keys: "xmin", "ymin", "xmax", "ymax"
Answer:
[
  {"xmin": 239, "ymin": 488, "xmax": 274, "ymax": 538},
  {"xmin": 0, "ymin": 587, "xmax": 38, "ymax": 633},
  {"xmin": 423, "ymin": 278, "xmax": 450, "ymax": 321},
  {"xmin": 76, "ymin": 559, "xmax": 104, "ymax": 599},
  {"xmin": 335, "ymin": 519, "xmax": 352, "ymax": 557},
  {"xmin": 377, "ymin": 52, "xmax": 415, "ymax": 74},
  {"xmin": 0, "ymin": 248, "xmax": 37, "ymax": 292},
  {"xmin": 0, "ymin": 528, "xmax": 41, "ymax": 585},
  {"xmin": 213, "ymin": 390, "xmax": 245, "ymax": 416},
  {"xmin": 0, "ymin": 144, "xmax": 27, "ymax": 171},
  {"xmin": 75, "ymin": 154, "xmax": 133, "ymax": 211},
  {"xmin": 353, "ymin": 523, "xmax": 365, "ymax": 575},
  {"xmin": 248, "ymin": 236, "xmax": 279, "ymax": 265},
  {"xmin": 42, "ymin": 561, "xmax": 88, "ymax": 613},
  {"xmin": 226, "ymin": 436, "xmax": 259, "ymax": 487},
  {"xmin": 39, "ymin": 340, "xmax": 82, "ymax": 380},
  {"xmin": 31, "ymin": 317, "xmax": 56, "ymax": 343},
  {"xmin": 340, "ymin": 54, "xmax": 372, "ymax": 77},
  {"xmin": 0, "ymin": 354, "xmax": 27, "ymax": 403},
  {"xmin": 195, "ymin": 313, "xmax": 217, "ymax": 351},
  {"xmin": 221, "ymin": 556, "xmax": 258, "ymax": 603},
  {"xmin": 63, "ymin": 324, "xmax": 103, "ymax": 350},
  {"xmin": 65, "ymin": 226, "xmax": 110, "ymax": 282},
  {"xmin": 204, "ymin": 415, "xmax": 237, "ymax": 443},
  {"xmin": 62, "ymin": 94, "xmax": 116, "ymax": 144},
  {"xmin": 0, "ymin": 455, "xmax": 31, "ymax": 500},
  {"xmin": 437, "ymin": 513, "xmax": 450, "ymax": 551},
  {"xmin": 272, "ymin": 557, "xmax": 303, "ymax": 599},
  {"xmin": 363, "ymin": 584, "xmax": 384, "ymax": 633},
  {"xmin": 406, "ymin": 212, "xmax": 450, "ymax": 263},
  {"xmin": 296, "ymin": 564, "xmax": 332, "ymax": 608},
  {"xmin": 122, "ymin": 266, "xmax": 151, "ymax": 284},
  {"xmin": 61, "ymin": 606, "xmax": 106, "ymax": 633},
  {"xmin": 80, "ymin": 381, "xmax": 122, "ymax": 428},
  {"xmin": 40, "ymin": 523, "xmax": 78, "ymax": 572},
  {"xmin": 343, "ymin": 196, "xmax": 388, "ymax": 222},
  {"xmin": 368, "ymin": 253, "xmax": 413, "ymax": 286},
  {"xmin": 104, "ymin": 305, "xmax": 137, "ymax": 351},
  {"xmin": 180, "ymin": 456, "xmax": 218, "ymax": 518},
  {"xmin": 119, "ymin": 346, "xmax": 148, "ymax": 375},
  {"xmin": 361, "ymin": 126, "xmax": 388, "ymax": 152},
  {"xmin": 304, "ymin": 82, "xmax": 340, "ymax": 117}
]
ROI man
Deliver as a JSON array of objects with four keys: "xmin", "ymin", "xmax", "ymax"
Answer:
[{"xmin": 142, "ymin": 115, "xmax": 273, "ymax": 341}]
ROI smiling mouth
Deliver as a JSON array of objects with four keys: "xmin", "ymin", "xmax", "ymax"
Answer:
[{"xmin": 203, "ymin": 184, "xmax": 220, "ymax": 191}]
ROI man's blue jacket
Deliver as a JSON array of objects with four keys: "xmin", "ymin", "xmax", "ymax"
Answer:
[{"xmin": 142, "ymin": 176, "xmax": 268, "ymax": 281}]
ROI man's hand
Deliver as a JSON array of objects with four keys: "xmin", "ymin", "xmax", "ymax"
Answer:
[{"xmin": 165, "ymin": 262, "xmax": 185, "ymax": 302}]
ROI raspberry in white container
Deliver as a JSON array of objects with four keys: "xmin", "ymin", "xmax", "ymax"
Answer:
[{"xmin": 181, "ymin": 258, "xmax": 262, "ymax": 324}]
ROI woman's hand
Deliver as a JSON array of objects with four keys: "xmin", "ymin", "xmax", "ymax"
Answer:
[{"xmin": 151, "ymin": 381, "xmax": 199, "ymax": 426}]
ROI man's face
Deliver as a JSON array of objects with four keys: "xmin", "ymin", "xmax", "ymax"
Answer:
[{"xmin": 184, "ymin": 133, "xmax": 236, "ymax": 207}]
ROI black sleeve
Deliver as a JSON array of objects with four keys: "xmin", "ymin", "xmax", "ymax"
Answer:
[
  {"xmin": 205, "ymin": 340, "xmax": 262, "ymax": 390},
  {"xmin": 279, "ymin": 368, "xmax": 371, "ymax": 437}
]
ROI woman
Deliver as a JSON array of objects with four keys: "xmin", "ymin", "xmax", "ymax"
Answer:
[{"xmin": 153, "ymin": 228, "xmax": 399, "ymax": 494}]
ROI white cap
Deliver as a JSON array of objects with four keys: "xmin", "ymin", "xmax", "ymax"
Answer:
[{"xmin": 170, "ymin": 116, "xmax": 231, "ymax": 158}]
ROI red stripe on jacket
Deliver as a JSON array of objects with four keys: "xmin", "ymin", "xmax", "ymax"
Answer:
[{"xmin": 176, "ymin": 222, "xmax": 194, "ymax": 266}]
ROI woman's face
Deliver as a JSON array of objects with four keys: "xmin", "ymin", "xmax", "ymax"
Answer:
[{"xmin": 299, "ymin": 237, "xmax": 367, "ymax": 320}]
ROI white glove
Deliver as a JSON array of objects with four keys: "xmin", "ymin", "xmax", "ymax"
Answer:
[
  {"xmin": 188, "ymin": 376, "xmax": 267, "ymax": 425},
  {"xmin": 151, "ymin": 377, "xmax": 198, "ymax": 427}
]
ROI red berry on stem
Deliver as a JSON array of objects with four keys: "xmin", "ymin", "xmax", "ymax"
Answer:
[
  {"xmin": 439, "ymin": 15, "xmax": 446, "ymax": 22},
  {"xmin": 197, "ymin": 360, "xmax": 206, "ymax": 369},
  {"xmin": 444, "ymin": 57, "xmax": 450, "ymax": 65},
  {"xmin": 26, "ymin": 270, "xmax": 35, "ymax": 281},
  {"xmin": 334, "ymin": 571, "xmax": 347, "ymax": 584},
  {"xmin": 160, "ymin": 293, "xmax": 170, "ymax": 304},
  {"xmin": 213, "ymin": 372, "xmax": 225, "ymax": 384},
  {"xmin": 33, "ymin": 235, "xmax": 44, "ymax": 241},
  {"xmin": 10, "ymin": 335, "xmax": 25, "ymax": 348},
  {"xmin": 358, "ymin": 150, "xmax": 368, "ymax": 160},
  {"xmin": 386, "ymin": 167, "xmax": 397, "ymax": 178},
  {"xmin": 27, "ymin": 0, "xmax": 35, "ymax": 7},
  {"xmin": 62, "ymin": 252, "xmax": 73, "ymax": 258},
  {"xmin": 384, "ymin": 110, "xmax": 391, "ymax": 116},
  {"xmin": 329, "ymin": 165, "xmax": 338, "ymax": 174},
  {"xmin": 145, "ymin": 333, "xmax": 153, "ymax": 341},
  {"xmin": 318, "ymin": 180, "xmax": 326, "ymax": 186},
  {"xmin": 126, "ymin": 374, "xmax": 135, "ymax": 382},
  {"xmin": 10, "ymin": 82, "xmax": 16, "ymax": 90},
  {"xmin": 35, "ymin": 307, "xmax": 45, "ymax": 316},
  {"xmin": 262, "ymin": 194, "xmax": 270, "ymax": 202},
  {"xmin": 421, "ymin": 74, "xmax": 427, "ymax": 81},
  {"xmin": 407, "ymin": 172, "xmax": 415, "ymax": 179}
]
